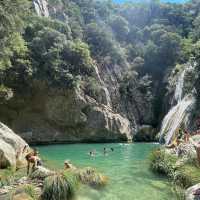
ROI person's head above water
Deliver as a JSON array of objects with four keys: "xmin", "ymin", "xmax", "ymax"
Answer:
[{"xmin": 111, "ymin": 148, "xmax": 114, "ymax": 151}]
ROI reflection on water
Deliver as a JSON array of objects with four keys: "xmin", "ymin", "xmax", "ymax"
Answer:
[{"xmin": 36, "ymin": 143, "xmax": 176, "ymax": 200}]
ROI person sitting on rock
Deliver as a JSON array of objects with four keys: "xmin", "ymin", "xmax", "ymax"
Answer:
[
  {"xmin": 25, "ymin": 149, "xmax": 42, "ymax": 175},
  {"xmin": 184, "ymin": 129, "xmax": 190, "ymax": 143},
  {"xmin": 166, "ymin": 138, "xmax": 179, "ymax": 149},
  {"xmin": 64, "ymin": 160, "xmax": 76, "ymax": 170}
]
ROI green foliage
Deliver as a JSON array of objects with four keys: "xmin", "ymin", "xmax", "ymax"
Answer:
[
  {"xmin": 23, "ymin": 184, "xmax": 37, "ymax": 200},
  {"xmin": 84, "ymin": 77, "xmax": 101, "ymax": 99},
  {"xmin": 0, "ymin": 168, "xmax": 15, "ymax": 187},
  {"xmin": 149, "ymin": 148, "xmax": 177, "ymax": 177},
  {"xmin": 174, "ymin": 164, "xmax": 200, "ymax": 188},
  {"xmin": 150, "ymin": 148, "xmax": 200, "ymax": 189},
  {"xmin": 109, "ymin": 15, "xmax": 130, "ymax": 41},
  {"xmin": 0, "ymin": 0, "xmax": 30, "ymax": 70}
]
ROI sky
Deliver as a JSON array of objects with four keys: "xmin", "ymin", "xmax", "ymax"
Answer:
[{"xmin": 113, "ymin": 0, "xmax": 187, "ymax": 3}]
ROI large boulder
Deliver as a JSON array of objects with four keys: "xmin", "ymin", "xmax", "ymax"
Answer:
[{"xmin": 0, "ymin": 122, "xmax": 29, "ymax": 169}]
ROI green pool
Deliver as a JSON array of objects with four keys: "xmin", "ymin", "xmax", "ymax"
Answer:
[{"xmin": 36, "ymin": 143, "xmax": 176, "ymax": 200}]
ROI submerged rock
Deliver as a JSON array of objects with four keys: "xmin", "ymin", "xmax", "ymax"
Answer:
[{"xmin": 0, "ymin": 122, "xmax": 29, "ymax": 169}]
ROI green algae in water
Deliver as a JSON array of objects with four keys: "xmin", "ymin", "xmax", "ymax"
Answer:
[{"xmin": 36, "ymin": 143, "xmax": 176, "ymax": 200}]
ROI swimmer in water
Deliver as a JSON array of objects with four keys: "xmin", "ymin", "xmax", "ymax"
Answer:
[{"xmin": 103, "ymin": 148, "xmax": 108, "ymax": 156}]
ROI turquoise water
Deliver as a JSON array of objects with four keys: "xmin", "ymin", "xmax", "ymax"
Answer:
[
  {"xmin": 36, "ymin": 143, "xmax": 176, "ymax": 200},
  {"xmin": 114, "ymin": 0, "xmax": 187, "ymax": 3}
]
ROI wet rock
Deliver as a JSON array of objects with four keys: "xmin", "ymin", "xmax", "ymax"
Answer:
[{"xmin": 135, "ymin": 125, "xmax": 156, "ymax": 141}]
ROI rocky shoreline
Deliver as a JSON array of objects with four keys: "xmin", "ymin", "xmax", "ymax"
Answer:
[{"xmin": 150, "ymin": 136, "xmax": 200, "ymax": 200}]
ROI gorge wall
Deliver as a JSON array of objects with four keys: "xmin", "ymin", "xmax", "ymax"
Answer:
[{"xmin": 1, "ymin": 0, "xmax": 200, "ymax": 144}]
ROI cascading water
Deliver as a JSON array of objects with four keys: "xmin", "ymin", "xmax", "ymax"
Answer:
[
  {"xmin": 159, "ymin": 94, "xmax": 195, "ymax": 144},
  {"xmin": 159, "ymin": 64, "xmax": 195, "ymax": 144},
  {"xmin": 174, "ymin": 70, "xmax": 186, "ymax": 103}
]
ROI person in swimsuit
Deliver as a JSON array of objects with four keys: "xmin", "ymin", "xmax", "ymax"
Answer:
[{"xmin": 25, "ymin": 149, "xmax": 41, "ymax": 175}]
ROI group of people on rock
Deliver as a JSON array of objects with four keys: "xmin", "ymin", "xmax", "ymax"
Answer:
[
  {"xmin": 23, "ymin": 146, "xmax": 115, "ymax": 175},
  {"xmin": 24, "ymin": 148, "xmax": 76, "ymax": 174},
  {"xmin": 166, "ymin": 120, "xmax": 200, "ymax": 166},
  {"xmin": 166, "ymin": 128, "xmax": 190, "ymax": 149}
]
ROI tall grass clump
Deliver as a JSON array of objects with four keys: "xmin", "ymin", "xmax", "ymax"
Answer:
[
  {"xmin": 77, "ymin": 167, "xmax": 108, "ymax": 188},
  {"xmin": 23, "ymin": 184, "xmax": 37, "ymax": 200},
  {"xmin": 0, "ymin": 168, "xmax": 15, "ymax": 187},
  {"xmin": 41, "ymin": 173, "xmax": 76, "ymax": 200}
]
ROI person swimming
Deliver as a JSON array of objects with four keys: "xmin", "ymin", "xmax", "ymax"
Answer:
[
  {"xmin": 64, "ymin": 160, "xmax": 76, "ymax": 170},
  {"xmin": 103, "ymin": 148, "xmax": 108, "ymax": 156},
  {"xmin": 89, "ymin": 150, "xmax": 96, "ymax": 157},
  {"xmin": 110, "ymin": 148, "xmax": 114, "ymax": 152}
]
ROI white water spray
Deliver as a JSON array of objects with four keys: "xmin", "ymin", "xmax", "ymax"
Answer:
[
  {"xmin": 174, "ymin": 70, "xmax": 186, "ymax": 103},
  {"xmin": 159, "ymin": 63, "xmax": 195, "ymax": 144},
  {"xmin": 159, "ymin": 94, "xmax": 195, "ymax": 144}
]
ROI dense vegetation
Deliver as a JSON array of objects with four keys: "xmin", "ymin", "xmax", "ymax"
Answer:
[{"xmin": 1, "ymin": 0, "xmax": 200, "ymax": 126}]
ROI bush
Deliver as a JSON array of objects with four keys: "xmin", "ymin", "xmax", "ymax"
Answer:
[
  {"xmin": 149, "ymin": 148, "xmax": 177, "ymax": 177},
  {"xmin": 174, "ymin": 164, "xmax": 200, "ymax": 188},
  {"xmin": 41, "ymin": 173, "xmax": 76, "ymax": 200},
  {"xmin": 150, "ymin": 148, "xmax": 200, "ymax": 188}
]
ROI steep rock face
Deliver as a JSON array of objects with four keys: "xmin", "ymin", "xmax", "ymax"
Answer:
[
  {"xmin": 0, "ymin": 0, "xmax": 155, "ymax": 143},
  {"xmin": 0, "ymin": 122, "xmax": 29, "ymax": 169},
  {"xmin": 0, "ymin": 84, "xmax": 132, "ymax": 143}
]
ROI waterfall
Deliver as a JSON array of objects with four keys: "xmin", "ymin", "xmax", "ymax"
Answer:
[
  {"xmin": 159, "ymin": 94, "xmax": 195, "ymax": 144},
  {"xmin": 33, "ymin": 0, "xmax": 49, "ymax": 17},
  {"xmin": 174, "ymin": 70, "xmax": 186, "ymax": 103},
  {"xmin": 159, "ymin": 63, "xmax": 196, "ymax": 144}
]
